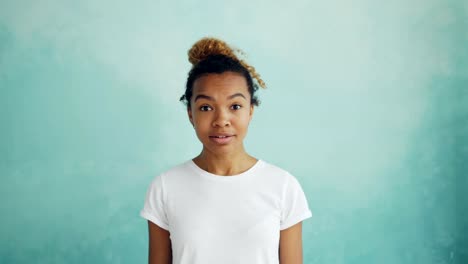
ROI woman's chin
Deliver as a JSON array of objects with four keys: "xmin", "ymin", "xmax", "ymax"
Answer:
[{"xmin": 203, "ymin": 144, "xmax": 239, "ymax": 154}]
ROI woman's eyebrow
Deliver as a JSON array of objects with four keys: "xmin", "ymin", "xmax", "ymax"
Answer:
[{"xmin": 194, "ymin": 93, "xmax": 246, "ymax": 102}]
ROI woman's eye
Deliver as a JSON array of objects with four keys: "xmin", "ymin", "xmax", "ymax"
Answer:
[
  {"xmin": 200, "ymin": 105, "xmax": 212, "ymax": 111},
  {"xmin": 232, "ymin": 104, "xmax": 242, "ymax": 110}
]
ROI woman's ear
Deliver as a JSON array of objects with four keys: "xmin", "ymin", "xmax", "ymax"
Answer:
[
  {"xmin": 249, "ymin": 105, "xmax": 254, "ymax": 121},
  {"xmin": 188, "ymin": 108, "xmax": 194, "ymax": 127}
]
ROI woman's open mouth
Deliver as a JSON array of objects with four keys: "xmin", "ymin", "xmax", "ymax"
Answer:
[{"xmin": 209, "ymin": 135, "xmax": 233, "ymax": 144}]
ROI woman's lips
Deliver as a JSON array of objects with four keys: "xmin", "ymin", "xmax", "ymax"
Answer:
[{"xmin": 209, "ymin": 135, "xmax": 233, "ymax": 144}]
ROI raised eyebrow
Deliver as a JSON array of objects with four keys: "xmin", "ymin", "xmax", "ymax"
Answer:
[
  {"xmin": 228, "ymin": 93, "xmax": 247, "ymax": 100},
  {"xmin": 194, "ymin": 94, "xmax": 213, "ymax": 102},
  {"xmin": 194, "ymin": 93, "xmax": 247, "ymax": 102}
]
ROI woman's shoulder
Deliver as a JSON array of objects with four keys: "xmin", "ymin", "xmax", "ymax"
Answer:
[
  {"xmin": 154, "ymin": 159, "xmax": 194, "ymax": 178},
  {"xmin": 144, "ymin": 159, "xmax": 192, "ymax": 186},
  {"xmin": 258, "ymin": 159, "xmax": 296, "ymax": 181},
  {"xmin": 260, "ymin": 159, "xmax": 286, "ymax": 171}
]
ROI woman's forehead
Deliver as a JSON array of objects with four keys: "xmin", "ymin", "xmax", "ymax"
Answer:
[
  {"xmin": 193, "ymin": 91, "xmax": 248, "ymax": 104},
  {"xmin": 194, "ymin": 72, "xmax": 246, "ymax": 88},
  {"xmin": 194, "ymin": 85, "xmax": 248, "ymax": 96},
  {"xmin": 193, "ymin": 73, "xmax": 249, "ymax": 97}
]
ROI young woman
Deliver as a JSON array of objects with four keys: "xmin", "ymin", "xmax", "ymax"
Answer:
[{"xmin": 140, "ymin": 37, "xmax": 312, "ymax": 264}]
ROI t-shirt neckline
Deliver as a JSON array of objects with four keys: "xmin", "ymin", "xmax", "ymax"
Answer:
[{"xmin": 187, "ymin": 159, "xmax": 263, "ymax": 181}]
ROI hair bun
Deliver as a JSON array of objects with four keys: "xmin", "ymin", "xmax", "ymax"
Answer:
[
  {"xmin": 187, "ymin": 37, "xmax": 266, "ymax": 89},
  {"xmin": 188, "ymin": 37, "xmax": 238, "ymax": 65}
]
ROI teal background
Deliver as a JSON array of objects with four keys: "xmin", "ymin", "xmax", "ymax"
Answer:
[{"xmin": 1, "ymin": 0, "xmax": 467, "ymax": 263}]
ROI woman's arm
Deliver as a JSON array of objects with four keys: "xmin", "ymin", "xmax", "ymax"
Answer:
[
  {"xmin": 147, "ymin": 221, "xmax": 172, "ymax": 264},
  {"xmin": 279, "ymin": 222, "xmax": 303, "ymax": 264}
]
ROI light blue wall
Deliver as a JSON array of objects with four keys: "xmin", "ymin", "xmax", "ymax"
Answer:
[{"xmin": 1, "ymin": 0, "xmax": 467, "ymax": 263}]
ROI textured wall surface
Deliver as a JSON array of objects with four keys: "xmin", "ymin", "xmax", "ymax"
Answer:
[{"xmin": 1, "ymin": 0, "xmax": 467, "ymax": 263}]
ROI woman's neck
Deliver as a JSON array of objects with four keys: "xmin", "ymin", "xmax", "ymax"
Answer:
[{"xmin": 193, "ymin": 150, "xmax": 258, "ymax": 176}]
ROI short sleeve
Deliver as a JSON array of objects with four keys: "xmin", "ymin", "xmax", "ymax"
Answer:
[
  {"xmin": 280, "ymin": 173, "xmax": 313, "ymax": 230},
  {"xmin": 140, "ymin": 173, "xmax": 170, "ymax": 231}
]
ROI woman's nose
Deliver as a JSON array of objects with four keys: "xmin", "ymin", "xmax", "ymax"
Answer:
[{"xmin": 212, "ymin": 109, "xmax": 231, "ymax": 127}]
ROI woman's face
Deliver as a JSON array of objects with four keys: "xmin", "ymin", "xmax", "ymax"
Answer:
[{"xmin": 188, "ymin": 71, "xmax": 254, "ymax": 155}]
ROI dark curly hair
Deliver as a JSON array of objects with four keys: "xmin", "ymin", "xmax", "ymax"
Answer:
[{"xmin": 179, "ymin": 37, "xmax": 266, "ymax": 109}]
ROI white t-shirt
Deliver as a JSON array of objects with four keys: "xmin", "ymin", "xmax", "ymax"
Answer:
[{"xmin": 140, "ymin": 159, "xmax": 312, "ymax": 264}]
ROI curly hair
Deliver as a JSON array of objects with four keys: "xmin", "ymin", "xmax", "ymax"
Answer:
[{"xmin": 179, "ymin": 37, "xmax": 266, "ymax": 109}]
